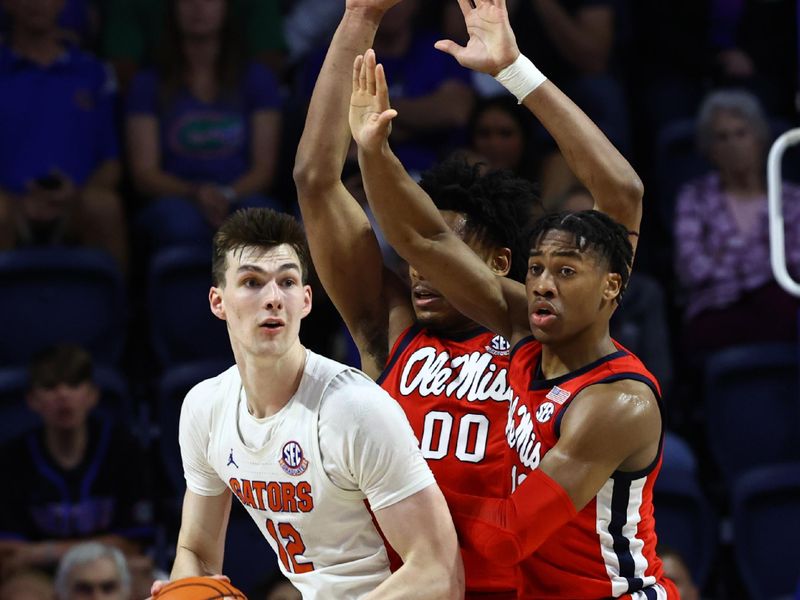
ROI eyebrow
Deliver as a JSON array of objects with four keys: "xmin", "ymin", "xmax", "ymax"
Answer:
[
  {"xmin": 236, "ymin": 263, "xmax": 301, "ymax": 275},
  {"xmin": 529, "ymin": 249, "xmax": 584, "ymax": 259}
]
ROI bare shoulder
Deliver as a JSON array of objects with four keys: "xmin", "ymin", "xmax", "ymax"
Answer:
[{"xmin": 574, "ymin": 378, "xmax": 659, "ymax": 429}]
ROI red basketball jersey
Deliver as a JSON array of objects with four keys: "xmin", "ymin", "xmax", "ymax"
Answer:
[
  {"xmin": 506, "ymin": 337, "xmax": 677, "ymax": 599},
  {"xmin": 379, "ymin": 324, "xmax": 517, "ymax": 597}
]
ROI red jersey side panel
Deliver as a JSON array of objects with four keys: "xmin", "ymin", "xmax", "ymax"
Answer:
[
  {"xmin": 380, "ymin": 324, "xmax": 517, "ymax": 596},
  {"xmin": 507, "ymin": 338, "xmax": 677, "ymax": 600}
]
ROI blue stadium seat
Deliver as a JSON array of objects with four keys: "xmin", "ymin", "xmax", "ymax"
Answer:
[
  {"xmin": 147, "ymin": 247, "xmax": 233, "ymax": 367},
  {"xmin": 662, "ymin": 430, "xmax": 698, "ymax": 474},
  {"xmin": 0, "ymin": 365, "xmax": 132, "ymax": 445},
  {"xmin": 156, "ymin": 360, "xmax": 234, "ymax": 499},
  {"xmin": 654, "ymin": 468, "xmax": 716, "ymax": 587},
  {"xmin": 732, "ymin": 463, "xmax": 800, "ymax": 600},
  {"xmin": 0, "ymin": 248, "xmax": 126, "ymax": 367},
  {"xmin": 703, "ymin": 343, "xmax": 800, "ymax": 489}
]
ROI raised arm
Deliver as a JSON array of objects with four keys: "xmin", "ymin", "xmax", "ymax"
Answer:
[
  {"xmin": 351, "ymin": 50, "xmax": 528, "ymax": 342},
  {"xmin": 293, "ymin": 0, "xmax": 413, "ymax": 378},
  {"xmin": 435, "ymin": 0, "xmax": 643, "ymax": 254},
  {"xmin": 442, "ymin": 380, "xmax": 662, "ymax": 565}
]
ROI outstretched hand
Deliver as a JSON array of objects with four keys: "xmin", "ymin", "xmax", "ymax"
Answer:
[
  {"xmin": 434, "ymin": 0, "xmax": 519, "ymax": 76},
  {"xmin": 349, "ymin": 49, "xmax": 397, "ymax": 154}
]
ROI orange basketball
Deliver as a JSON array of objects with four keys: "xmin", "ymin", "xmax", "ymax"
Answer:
[{"xmin": 156, "ymin": 576, "xmax": 248, "ymax": 599}]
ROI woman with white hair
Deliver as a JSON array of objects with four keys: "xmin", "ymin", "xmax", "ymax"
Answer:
[
  {"xmin": 674, "ymin": 89, "xmax": 800, "ymax": 355},
  {"xmin": 54, "ymin": 543, "xmax": 130, "ymax": 600}
]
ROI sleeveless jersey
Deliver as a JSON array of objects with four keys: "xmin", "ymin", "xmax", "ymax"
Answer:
[
  {"xmin": 379, "ymin": 324, "xmax": 517, "ymax": 597},
  {"xmin": 506, "ymin": 337, "xmax": 677, "ymax": 600},
  {"xmin": 180, "ymin": 351, "xmax": 435, "ymax": 599}
]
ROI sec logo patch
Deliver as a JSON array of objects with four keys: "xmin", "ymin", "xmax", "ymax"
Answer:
[
  {"xmin": 536, "ymin": 401, "xmax": 555, "ymax": 423},
  {"xmin": 279, "ymin": 441, "xmax": 309, "ymax": 476}
]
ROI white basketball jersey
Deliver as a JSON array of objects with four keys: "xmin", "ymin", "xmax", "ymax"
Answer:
[{"xmin": 179, "ymin": 350, "xmax": 434, "ymax": 599}]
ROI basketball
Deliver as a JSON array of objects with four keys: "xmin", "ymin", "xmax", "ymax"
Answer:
[{"xmin": 156, "ymin": 576, "xmax": 248, "ymax": 599}]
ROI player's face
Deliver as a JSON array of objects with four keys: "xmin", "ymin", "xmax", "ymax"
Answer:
[
  {"xmin": 210, "ymin": 244, "xmax": 312, "ymax": 361},
  {"xmin": 409, "ymin": 210, "xmax": 493, "ymax": 333},
  {"xmin": 67, "ymin": 557, "xmax": 125, "ymax": 600},
  {"xmin": 525, "ymin": 230, "xmax": 620, "ymax": 344},
  {"xmin": 176, "ymin": 0, "xmax": 226, "ymax": 38},
  {"xmin": 472, "ymin": 107, "xmax": 525, "ymax": 172},
  {"xmin": 27, "ymin": 382, "xmax": 98, "ymax": 431}
]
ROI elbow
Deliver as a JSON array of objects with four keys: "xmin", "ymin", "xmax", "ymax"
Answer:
[{"xmin": 292, "ymin": 155, "xmax": 338, "ymax": 196}]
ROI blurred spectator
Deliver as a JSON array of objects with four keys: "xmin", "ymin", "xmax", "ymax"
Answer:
[
  {"xmin": 0, "ymin": 0, "xmax": 127, "ymax": 269},
  {"xmin": 54, "ymin": 543, "xmax": 130, "ymax": 600},
  {"xmin": 0, "ymin": 0, "xmax": 98, "ymax": 48},
  {"xmin": 555, "ymin": 185, "xmax": 673, "ymax": 391},
  {"xmin": 710, "ymin": 0, "xmax": 797, "ymax": 118},
  {"xmin": 299, "ymin": 0, "xmax": 474, "ymax": 178},
  {"xmin": 674, "ymin": 90, "xmax": 800, "ymax": 355},
  {"xmin": 658, "ymin": 545, "xmax": 700, "ymax": 600},
  {"xmin": 126, "ymin": 0, "xmax": 283, "ymax": 252},
  {"xmin": 0, "ymin": 345, "xmax": 154, "ymax": 575},
  {"xmin": 102, "ymin": 0, "xmax": 285, "ymax": 90},
  {"xmin": 0, "ymin": 569, "xmax": 54, "ymax": 600},
  {"xmin": 506, "ymin": 0, "xmax": 631, "ymax": 202},
  {"xmin": 281, "ymin": 0, "xmax": 340, "ymax": 68},
  {"xmin": 463, "ymin": 95, "xmax": 539, "ymax": 182}
]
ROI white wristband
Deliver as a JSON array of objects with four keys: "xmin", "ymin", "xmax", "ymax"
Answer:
[{"xmin": 494, "ymin": 54, "xmax": 547, "ymax": 104}]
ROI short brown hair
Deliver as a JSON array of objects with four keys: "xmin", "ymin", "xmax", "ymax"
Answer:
[
  {"xmin": 212, "ymin": 208, "xmax": 312, "ymax": 286},
  {"xmin": 29, "ymin": 344, "xmax": 93, "ymax": 389}
]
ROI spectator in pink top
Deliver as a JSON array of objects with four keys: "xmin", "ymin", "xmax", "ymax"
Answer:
[{"xmin": 674, "ymin": 89, "xmax": 800, "ymax": 355}]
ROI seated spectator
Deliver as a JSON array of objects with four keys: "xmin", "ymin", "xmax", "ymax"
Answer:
[
  {"xmin": 299, "ymin": 0, "xmax": 474, "ymax": 178},
  {"xmin": 54, "ymin": 543, "xmax": 130, "ymax": 600},
  {"xmin": 0, "ymin": 0, "xmax": 97, "ymax": 48},
  {"xmin": 658, "ymin": 545, "xmax": 700, "ymax": 600},
  {"xmin": 127, "ymin": 0, "xmax": 283, "ymax": 251},
  {"xmin": 674, "ymin": 90, "xmax": 800, "ymax": 356},
  {"xmin": 102, "ymin": 0, "xmax": 286, "ymax": 90},
  {"xmin": 0, "ymin": 0, "xmax": 126, "ymax": 268},
  {"xmin": 0, "ymin": 569, "xmax": 54, "ymax": 600},
  {"xmin": 555, "ymin": 185, "xmax": 673, "ymax": 392},
  {"xmin": 506, "ymin": 0, "xmax": 631, "ymax": 202},
  {"xmin": 0, "ymin": 345, "xmax": 154, "ymax": 574},
  {"xmin": 462, "ymin": 95, "xmax": 539, "ymax": 182}
]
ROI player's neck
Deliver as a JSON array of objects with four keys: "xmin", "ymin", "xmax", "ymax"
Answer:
[
  {"xmin": 237, "ymin": 343, "xmax": 307, "ymax": 418},
  {"xmin": 44, "ymin": 423, "xmax": 88, "ymax": 470},
  {"xmin": 539, "ymin": 330, "xmax": 617, "ymax": 381}
]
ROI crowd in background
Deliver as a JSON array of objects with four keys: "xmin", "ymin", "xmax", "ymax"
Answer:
[{"xmin": 0, "ymin": 0, "xmax": 798, "ymax": 598}]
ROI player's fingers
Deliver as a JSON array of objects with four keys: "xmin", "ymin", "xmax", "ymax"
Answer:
[
  {"xmin": 434, "ymin": 39, "xmax": 463, "ymax": 61},
  {"xmin": 455, "ymin": 0, "xmax": 473, "ymax": 18},
  {"xmin": 359, "ymin": 51, "xmax": 368, "ymax": 92},
  {"xmin": 353, "ymin": 54, "xmax": 363, "ymax": 93},
  {"xmin": 496, "ymin": 0, "xmax": 507, "ymax": 12},
  {"xmin": 378, "ymin": 109, "xmax": 398, "ymax": 128},
  {"xmin": 375, "ymin": 64, "xmax": 391, "ymax": 109},
  {"xmin": 365, "ymin": 49, "xmax": 377, "ymax": 96},
  {"xmin": 210, "ymin": 574, "xmax": 231, "ymax": 582}
]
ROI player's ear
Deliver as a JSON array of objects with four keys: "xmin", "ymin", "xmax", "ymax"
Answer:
[
  {"xmin": 301, "ymin": 284, "xmax": 313, "ymax": 319},
  {"xmin": 489, "ymin": 247, "xmax": 511, "ymax": 276},
  {"xmin": 209, "ymin": 286, "xmax": 226, "ymax": 320},
  {"xmin": 603, "ymin": 273, "xmax": 622, "ymax": 302}
]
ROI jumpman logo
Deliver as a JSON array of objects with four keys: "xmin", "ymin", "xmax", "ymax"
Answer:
[{"xmin": 227, "ymin": 449, "xmax": 238, "ymax": 468}]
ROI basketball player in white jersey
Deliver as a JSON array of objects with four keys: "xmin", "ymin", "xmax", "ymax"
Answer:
[{"xmin": 150, "ymin": 208, "xmax": 463, "ymax": 599}]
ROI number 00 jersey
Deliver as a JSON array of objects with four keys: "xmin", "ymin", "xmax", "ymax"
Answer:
[
  {"xmin": 180, "ymin": 350, "xmax": 435, "ymax": 599},
  {"xmin": 379, "ymin": 324, "xmax": 517, "ymax": 597},
  {"xmin": 507, "ymin": 338, "xmax": 677, "ymax": 599}
]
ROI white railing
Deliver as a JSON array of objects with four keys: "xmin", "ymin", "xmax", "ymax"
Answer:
[{"xmin": 768, "ymin": 128, "xmax": 800, "ymax": 298}]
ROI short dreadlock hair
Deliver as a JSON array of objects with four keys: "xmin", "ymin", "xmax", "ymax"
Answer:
[
  {"xmin": 419, "ymin": 157, "xmax": 539, "ymax": 282},
  {"xmin": 212, "ymin": 208, "xmax": 311, "ymax": 286},
  {"xmin": 528, "ymin": 210, "xmax": 633, "ymax": 302}
]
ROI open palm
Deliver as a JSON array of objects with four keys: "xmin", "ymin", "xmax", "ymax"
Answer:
[
  {"xmin": 434, "ymin": 0, "xmax": 518, "ymax": 76},
  {"xmin": 349, "ymin": 49, "xmax": 397, "ymax": 153}
]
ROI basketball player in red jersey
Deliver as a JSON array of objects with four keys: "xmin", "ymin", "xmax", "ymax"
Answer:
[
  {"xmin": 349, "ymin": 0, "xmax": 679, "ymax": 596},
  {"xmin": 294, "ymin": 3, "xmax": 534, "ymax": 598}
]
